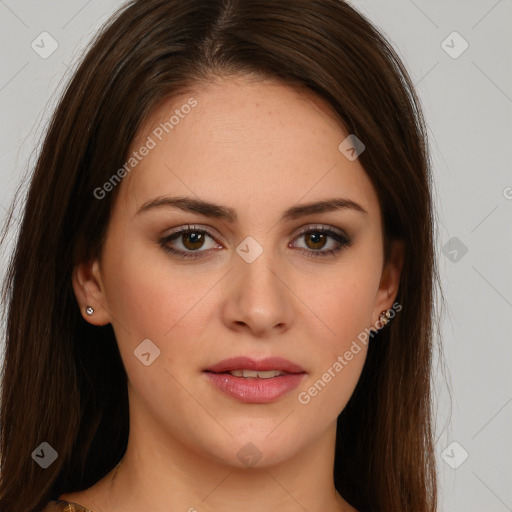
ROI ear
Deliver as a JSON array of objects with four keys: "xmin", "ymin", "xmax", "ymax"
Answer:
[
  {"xmin": 72, "ymin": 259, "xmax": 112, "ymax": 326},
  {"xmin": 372, "ymin": 239, "xmax": 405, "ymax": 324}
]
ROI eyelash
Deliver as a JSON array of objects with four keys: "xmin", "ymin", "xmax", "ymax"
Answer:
[{"xmin": 158, "ymin": 224, "xmax": 353, "ymax": 260}]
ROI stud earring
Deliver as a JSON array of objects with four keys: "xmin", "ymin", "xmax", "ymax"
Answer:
[
  {"xmin": 378, "ymin": 309, "xmax": 392, "ymax": 326},
  {"xmin": 86, "ymin": 306, "xmax": 94, "ymax": 316}
]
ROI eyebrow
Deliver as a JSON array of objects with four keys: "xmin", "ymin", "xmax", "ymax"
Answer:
[{"xmin": 135, "ymin": 195, "xmax": 367, "ymax": 221}]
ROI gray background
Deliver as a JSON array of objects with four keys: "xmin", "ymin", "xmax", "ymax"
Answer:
[{"xmin": 1, "ymin": 1, "xmax": 511, "ymax": 510}]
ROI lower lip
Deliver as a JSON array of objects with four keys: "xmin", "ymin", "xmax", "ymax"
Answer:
[{"xmin": 204, "ymin": 371, "xmax": 307, "ymax": 403}]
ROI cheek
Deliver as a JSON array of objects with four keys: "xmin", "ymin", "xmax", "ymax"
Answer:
[
  {"xmin": 296, "ymin": 255, "xmax": 382, "ymax": 349},
  {"xmin": 100, "ymin": 238, "xmax": 211, "ymax": 358},
  {"xmin": 293, "ymin": 269, "xmax": 377, "ymax": 422},
  {"xmin": 291, "ymin": 251, "xmax": 381, "ymax": 413}
]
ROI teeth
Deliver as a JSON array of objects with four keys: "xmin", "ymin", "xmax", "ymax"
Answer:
[{"xmin": 228, "ymin": 369, "xmax": 285, "ymax": 378}]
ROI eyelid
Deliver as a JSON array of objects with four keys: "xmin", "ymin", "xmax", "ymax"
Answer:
[
  {"xmin": 293, "ymin": 223, "xmax": 348, "ymax": 239},
  {"xmin": 163, "ymin": 223, "xmax": 223, "ymax": 242}
]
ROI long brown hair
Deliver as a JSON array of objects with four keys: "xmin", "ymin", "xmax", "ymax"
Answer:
[{"xmin": 0, "ymin": 1, "xmax": 441, "ymax": 510}]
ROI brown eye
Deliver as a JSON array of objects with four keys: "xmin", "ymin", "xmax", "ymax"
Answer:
[
  {"xmin": 180, "ymin": 231, "xmax": 206, "ymax": 250},
  {"xmin": 304, "ymin": 232, "xmax": 328, "ymax": 250},
  {"xmin": 290, "ymin": 226, "xmax": 353, "ymax": 258},
  {"xmin": 159, "ymin": 225, "xmax": 221, "ymax": 260}
]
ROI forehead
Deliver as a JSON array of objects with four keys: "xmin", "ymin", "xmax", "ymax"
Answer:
[{"xmin": 119, "ymin": 75, "xmax": 379, "ymax": 221}]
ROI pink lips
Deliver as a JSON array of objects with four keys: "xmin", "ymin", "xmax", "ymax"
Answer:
[
  {"xmin": 204, "ymin": 356, "xmax": 306, "ymax": 374},
  {"xmin": 203, "ymin": 356, "xmax": 307, "ymax": 404}
]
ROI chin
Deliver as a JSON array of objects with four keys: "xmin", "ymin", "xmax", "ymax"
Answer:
[{"xmin": 204, "ymin": 431, "xmax": 301, "ymax": 470}]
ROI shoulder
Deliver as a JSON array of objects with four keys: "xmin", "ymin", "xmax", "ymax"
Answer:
[{"xmin": 41, "ymin": 500, "xmax": 93, "ymax": 512}]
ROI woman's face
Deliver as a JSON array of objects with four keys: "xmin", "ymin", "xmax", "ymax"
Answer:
[{"xmin": 74, "ymin": 75, "xmax": 403, "ymax": 468}]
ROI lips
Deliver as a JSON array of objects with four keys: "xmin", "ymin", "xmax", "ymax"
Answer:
[
  {"xmin": 204, "ymin": 356, "xmax": 306, "ymax": 375},
  {"xmin": 203, "ymin": 356, "xmax": 307, "ymax": 403}
]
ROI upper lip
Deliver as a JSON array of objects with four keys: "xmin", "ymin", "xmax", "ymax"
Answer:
[{"xmin": 204, "ymin": 356, "xmax": 306, "ymax": 374}]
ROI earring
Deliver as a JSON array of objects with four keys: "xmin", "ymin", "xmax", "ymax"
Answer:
[
  {"xmin": 86, "ymin": 306, "xmax": 94, "ymax": 316},
  {"xmin": 378, "ymin": 309, "xmax": 392, "ymax": 326}
]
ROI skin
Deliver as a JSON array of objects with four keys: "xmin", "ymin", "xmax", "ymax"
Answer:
[{"xmin": 65, "ymin": 74, "xmax": 404, "ymax": 512}]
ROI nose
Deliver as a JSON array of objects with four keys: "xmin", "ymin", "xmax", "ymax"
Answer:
[{"xmin": 221, "ymin": 247, "xmax": 294, "ymax": 338}]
